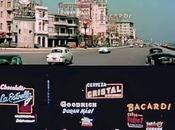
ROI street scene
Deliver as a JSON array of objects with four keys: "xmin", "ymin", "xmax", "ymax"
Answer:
[
  {"xmin": 1, "ymin": 45, "xmax": 175, "ymax": 65},
  {"xmin": 0, "ymin": 0, "xmax": 175, "ymax": 65}
]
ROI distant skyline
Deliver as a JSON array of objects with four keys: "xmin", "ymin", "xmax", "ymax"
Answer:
[{"xmin": 42, "ymin": 0, "xmax": 175, "ymax": 43}]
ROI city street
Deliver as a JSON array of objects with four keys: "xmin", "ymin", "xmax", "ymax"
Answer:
[
  {"xmin": 0, "ymin": 46, "xmax": 151, "ymax": 65},
  {"xmin": 1, "ymin": 46, "xmax": 174, "ymax": 65}
]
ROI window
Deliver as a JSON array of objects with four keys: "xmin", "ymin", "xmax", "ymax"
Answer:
[
  {"xmin": 39, "ymin": 22, "xmax": 41, "ymax": 31},
  {"xmin": 42, "ymin": 22, "xmax": 45, "ymax": 31},
  {"xmin": 0, "ymin": 1, "xmax": 3, "ymax": 7},
  {"xmin": 51, "ymin": 49, "xmax": 63, "ymax": 53},
  {"xmin": 48, "ymin": 27, "xmax": 54, "ymax": 33},
  {"xmin": 60, "ymin": 28, "xmax": 66, "ymax": 33},
  {"xmin": 38, "ymin": 37, "xmax": 41, "ymax": 44},
  {"xmin": 7, "ymin": 1, "xmax": 11, "ymax": 7},
  {"xmin": 68, "ymin": 29, "xmax": 73, "ymax": 34},
  {"xmin": 67, "ymin": 20, "xmax": 73, "ymax": 24},
  {"xmin": 0, "ymin": 11, "xmax": 3, "ymax": 18},
  {"xmin": 0, "ymin": 23, "xmax": 2, "ymax": 30}
]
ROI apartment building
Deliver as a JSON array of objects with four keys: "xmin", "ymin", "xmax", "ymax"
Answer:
[
  {"xmin": 0, "ymin": 0, "xmax": 13, "ymax": 43},
  {"xmin": 75, "ymin": 0, "xmax": 107, "ymax": 45},
  {"xmin": 34, "ymin": 5, "xmax": 49, "ymax": 48},
  {"xmin": 116, "ymin": 21, "xmax": 136, "ymax": 44},
  {"xmin": 48, "ymin": 14, "xmax": 79, "ymax": 47}
]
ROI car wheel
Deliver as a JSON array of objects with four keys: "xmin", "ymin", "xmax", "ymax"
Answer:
[
  {"xmin": 64, "ymin": 59, "xmax": 68, "ymax": 65},
  {"xmin": 48, "ymin": 62, "xmax": 52, "ymax": 65},
  {"xmin": 150, "ymin": 59, "xmax": 155, "ymax": 66},
  {"xmin": 69, "ymin": 57, "xmax": 73, "ymax": 64}
]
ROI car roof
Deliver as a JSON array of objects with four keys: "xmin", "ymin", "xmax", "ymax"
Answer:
[
  {"xmin": 0, "ymin": 55, "xmax": 21, "ymax": 58},
  {"xmin": 148, "ymin": 53, "xmax": 175, "ymax": 57},
  {"xmin": 150, "ymin": 48, "xmax": 162, "ymax": 50},
  {"xmin": 52, "ymin": 47, "xmax": 69, "ymax": 50}
]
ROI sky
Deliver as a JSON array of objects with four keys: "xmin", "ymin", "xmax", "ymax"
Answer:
[{"xmin": 42, "ymin": 0, "xmax": 175, "ymax": 43}]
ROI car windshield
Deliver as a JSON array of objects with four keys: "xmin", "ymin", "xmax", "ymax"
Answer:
[
  {"xmin": 0, "ymin": 59, "xmax": 10, "ymax": 65},
  {"xmin": 51, "ymin": 49, "xmax": 63, "ymax": 53},
  {"xmin": 150, "ymin": 48, "xmax": 162, "ymax": 54}
]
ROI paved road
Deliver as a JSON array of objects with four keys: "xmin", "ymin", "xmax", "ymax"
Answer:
[{"xmin": 0, "ymin": 46, "xmax": 153, "ymax": 65}]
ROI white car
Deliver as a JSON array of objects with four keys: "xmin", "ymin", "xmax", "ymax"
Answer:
[
  {"xmin": 98, "ymin": 47, "xmax": 111, "ymax": 54},
  {"xmin": 46, "ymin": 47, "xmax": 73, "ymax": 65}
]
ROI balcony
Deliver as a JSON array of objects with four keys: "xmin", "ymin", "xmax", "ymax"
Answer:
[
  {"xmin": 6, "ymin": 7, "xmax": 13, "ymax": 12},
  {"xmin": 54, "ymin": 21, "xmax": 68, "ymax": 26},
  {"xmin": 67, "ymin": 23, "xmax": 78, "ymax": 27}
]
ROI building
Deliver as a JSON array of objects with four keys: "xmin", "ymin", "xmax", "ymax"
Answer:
[
  {"xmin": 75, "ymin": 0, "xmax": 107, "ymax": 46},
  {"xmin": 0, "ymin": 0, "xmax": 13, "ymax": 43},
  {"xmin": 116, "ymin": 21, "xmax": 135, "ymax": 44},
  {"xmin": 34, "ymin": 5, "xmax": 49, "ymax": 48},
  {"xmin": 12, "ymin": 0, "xmax": 35, "ymax": 47},
  {"xmin": 107, "ymin": 13, "xmax": 136, "ymax": 46},
  {"xmin": 48, "ymin": 14, "xmax": 79, "ymax": 47}
]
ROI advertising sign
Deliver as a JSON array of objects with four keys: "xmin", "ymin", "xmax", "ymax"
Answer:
[
  {"xmin": 0, "ymin": 83, "xmax": 34, "ymax": 114},
  {"xmin": 0, "ymin": 67, "xmax": 175, "ymax": 130},
  {"xmin": 85, "ymin": 82, "xmax": 123, "ymax": 99}
]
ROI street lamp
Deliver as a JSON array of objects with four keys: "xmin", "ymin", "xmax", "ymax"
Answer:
[
  {"xmin": 83, "ymin": 22, "xmax": 88, "ymax": 47},
  {"xmin": 7, "ymin": 21, "xmax": 11, "ymax": 47}
]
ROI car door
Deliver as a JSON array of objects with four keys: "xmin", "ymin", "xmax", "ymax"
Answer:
[{"xmin": 65, "ymin": 49, "xmax": 72, "ymax": 61}]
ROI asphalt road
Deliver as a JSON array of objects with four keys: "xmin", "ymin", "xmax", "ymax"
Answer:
[{"xmin": 0, "ymin": 46, "xmax": 153, "ymax": 65}]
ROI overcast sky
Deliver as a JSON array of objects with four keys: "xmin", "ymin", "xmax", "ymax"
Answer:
[{"xmin": 42, "ymin": 0, "xmax": 175, "ymax": 43}]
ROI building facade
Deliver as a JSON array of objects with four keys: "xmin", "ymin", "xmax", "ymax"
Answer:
[
  {"xmin": 0, "ymin": 0, "xmax": 13, "ymax": 43},
  {"xmin": 48, "ymin": 14, "xmax": 79, "ymax": 47},
  {"xmin": 75, "ymin": 0, "xmax": 107, "ymax": 46},
  {"xmin": 34, "ymin": 5, "xmax": 48, "ymax": 48},
  {"xmin": 107, "ymin": 13, "xmax": 136, "ymax": 46},
  {"xmin": 116, "ymin": 21, "xmax": 135, "ymax": 44}
]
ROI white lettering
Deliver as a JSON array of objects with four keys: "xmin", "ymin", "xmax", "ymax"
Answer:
[
  {"xmin": 60, "ymin": 101, "xmax": 97, "ymax": 108},
  {"xmin": 0, "ymin": 84, "xmax": 25, "ymax": 91}
]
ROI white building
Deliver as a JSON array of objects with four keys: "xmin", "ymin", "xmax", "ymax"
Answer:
[
  {"xmin": 34, "ymin": 5, "xmax": 49, "ymax": 47},
  {"xmin": 0, "ymin": 0, "xmax": 13, "ymax": 43},
  {"xmin": 48, "ymin": 14, "xmax": 79, "ymax": 47},
  {"xmin": 116, "ymin": 21, "xmax": 135, "ymax": 44}
]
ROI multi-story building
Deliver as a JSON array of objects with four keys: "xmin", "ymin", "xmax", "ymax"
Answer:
[
  {"xmin": 12, "ymin": 0, "xmax": 35, "ymax": 47},
  {"xmin": 107, "ymin": 13, "xmax": 136, "ymax": 45},
  {"xmin": 0, "ymin": 0, "xmax": 13, "ymax": 43},
  {"xmin": 48, "ymin": 14, "xmax": 79, "ymax": 47},
  {"xmin": 34, "ymin": 5, "xmax": 49, "ymax": 48},
  {"xmin": 116, "ymin": 21, "xmax": 135, "ymax": 44},
  {"xmin": 75, "ymin": 0, "xmax": 107, "ymax": 45}
]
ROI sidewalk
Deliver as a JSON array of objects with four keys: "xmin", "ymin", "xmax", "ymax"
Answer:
[{"xmin": 0, "ymin": 46, "xmax": 128, "ymax": 51}]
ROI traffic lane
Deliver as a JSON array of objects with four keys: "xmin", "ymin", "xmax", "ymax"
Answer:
[
  {"xmin": 71, "ymin": 47, "xmax": 150, "ymax": 65},
  {"xmin": 0, "ymin": 47, "xmax": 150, "ymax": 65}
]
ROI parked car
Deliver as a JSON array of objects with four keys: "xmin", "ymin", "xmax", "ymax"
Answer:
[
  {"xmin": 0, "ymin": 55, "xmax": 22, "ymax": 65},
  {"xmin": 149, "ymin": 48, "xmax": 163, "ymax": 54},
  {"xmin": 46, "ymin": 47, "xmax": 73, "ymax": 65},
  {"xmin": 145, "ymin": 53, "xmax": 175, "ymax": 65},
  {"xmin": 98, "ymin": 46, "xmax": 111, "ymax": 54},
  {"xmin": 139, "ymin": 44, "xmax": 144, "ymax": 48}
]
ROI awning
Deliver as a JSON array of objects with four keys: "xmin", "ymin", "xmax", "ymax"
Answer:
[{"xmin": 0, "ymin": 32, "xmax": 6, "ymax": 38}]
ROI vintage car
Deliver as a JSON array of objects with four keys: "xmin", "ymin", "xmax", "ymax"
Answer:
[
  {"xmin": 145, "ymin": 53, "xmax": 175, "ymax": 65},
  {"xmin": 46, "ymin": 47, "xmax": 73, "ymax": 65},
  {"xmin": 0, "ymin": 55, "xmax": 23, "ymax": 65},
  {"xmin": 149, "ymin": 48, "xmax": 163, "ymax": 54},
  {"xmin": 98, "ymin": 47, "xmax": 111, "ymax": 54}
]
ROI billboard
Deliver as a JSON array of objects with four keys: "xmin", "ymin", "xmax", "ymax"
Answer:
[{"xmin": 0, "ymin": 67, "xmax": 174, "ymax": 130}]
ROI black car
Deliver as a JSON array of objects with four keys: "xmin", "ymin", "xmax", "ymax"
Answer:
[
  {"xmin": 149, "ymin": 48, "xmax": 163, "ymax": 54},
  {"xmin": 145, "ymin": 53, "xmax": 175, "ymax": 65},
  {"xmin": 0, "ymin": 55, "xmax": 23, "ymax": 65}
]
